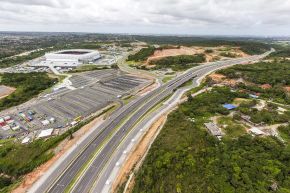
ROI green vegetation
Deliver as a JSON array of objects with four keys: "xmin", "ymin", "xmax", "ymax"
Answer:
[
  {"xmin": 268, "ymin": 46, "xmax": 290, "ymax": 58},
  {"xmin": 127, "ymin": 47, "xmax": 155, "ymax": 62},
  {"xmin": 180, "ymin": 87, "xmax": 247, "ymax": 117},
  {"xmin": 0, "ymin": 50, "xmax": 46, "ymax": 68},
  {"xmin": 218, "ymin": 62, "xmax": 290, "ymax": 86},
  {"xmin": 150, "ymin": 54, "xmax": 206, "ymax": 71},
  {"xmin": 133, "ymin": 36, "xmax": 270, "ymax": 55},
  {"xmin": 231, "ymin": 99, "xmax": 290, "ymax": 125},
  {"xmin": 178, "ymin": 79, "xmax": 193, "ymax": 88},
  {"xmin": 218, "ymin": 61, "xmax": 290, "ymax": 104},
  {"xmin": 220, "ymin": 52, "xmax": 238, "ymax": 58},
  {"xmin": 238, "ymin": 107, "xmax": 290, "ymax": 125},
  {"xmin": 278, "ymin": 125, "xmax": 290, "ymax": 143},
  {"xmin": 69, "ymin": 65, "xmax": 112, "ymax": 73},
  {"xmin": 74, "ymin": 43, "xmax": 101, "ymax": 49},
  {"xmin": 0, "ymin": 73, "xmax": 57, "ymax": 111},
  {"xmin": 217, "ymin": 117, "xmax": 246, "ymax": 138},
  {"xmin": 162, "ymin": 76, "xmax": 174, "ymax": 83},
  {"xmin": 133, "ymin": 87, "xmax": 290, "ymax": 193},
  {"xmin": 186, "ymin": 81, "xmax": 207, "ymax": 96},
  {"xmin": 205, "ymin": 49, "xmax": 214, "ymax": 53}
]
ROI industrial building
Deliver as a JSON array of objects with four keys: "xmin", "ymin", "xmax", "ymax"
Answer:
[{"xmin": 39, "ymin": 49, "xmax": 101, "ymax": 67}]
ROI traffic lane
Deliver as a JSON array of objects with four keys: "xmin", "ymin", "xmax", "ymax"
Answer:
[
  {"xmin": 47, "ymin": 85, "xmax": 169, "ymax": 192},
  {"xmin": 93, "ymin": 101, "xmax": 174, "ymax": 192},
  {"xmin": 71, "ymin": 90, "xmax": 173, "ymax": 193}
]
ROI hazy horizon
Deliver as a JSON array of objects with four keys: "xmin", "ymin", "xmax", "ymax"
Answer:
[{"xmin": 1, "ymin": 0, "xmax": 290, "ymax": 36}]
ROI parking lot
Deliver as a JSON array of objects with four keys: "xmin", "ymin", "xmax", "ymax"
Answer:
[
  {"xmin": 69, "ymin": 69, "xmax": 117, "ymax": 88},
  {"xmin": 0, "ymin": 69, "xmax": 150, "ymax": 139}
]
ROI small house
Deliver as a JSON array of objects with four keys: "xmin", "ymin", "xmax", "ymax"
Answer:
[{"xmin": 223, "ymin": 104, "xmax": 237, "ymax": 110}]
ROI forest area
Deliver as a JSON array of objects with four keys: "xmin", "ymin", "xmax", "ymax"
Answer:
[
  {"xmin": 132, "ymin": 87, "xmax": 290, "ymax": 193},
  {"xmin": 0, "ymin": 73, "xmax": 57, "ymax": 111},
  {"xmin": 217, "ymin": 61, "xmax": 290, "ymax": 104},
  {"xmin": 150, "ymin": 54, "xmax": 206, "ymax": 71}
]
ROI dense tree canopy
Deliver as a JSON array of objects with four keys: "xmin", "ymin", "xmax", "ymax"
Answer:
[
  {"xmin": 218, "ymin": 61, "xmax": 290, "ymax": 104},
  {"xmin": 127, "ymin": 47, "xmax": 156, "ymax": 62},
  {"xmin": 132, "ymin": 87, "xmax": 290, "ymax": 193},
  {"xmin": 0, "ymin": 72, "xmax": 57, "ymax": 111},
  {"xmin": 150, "ymin": 54, "xmax": 206, "ymax": 71}
]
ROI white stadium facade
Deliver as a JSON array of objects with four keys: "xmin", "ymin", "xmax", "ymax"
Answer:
[{"xmin": 39, "ymin": 49, "xmax": 101, "ymax": 67}]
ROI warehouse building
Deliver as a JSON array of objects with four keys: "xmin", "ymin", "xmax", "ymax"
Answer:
[{"xmin": 39, "ymin": 49, "xmax": 101, "ymax": 67}]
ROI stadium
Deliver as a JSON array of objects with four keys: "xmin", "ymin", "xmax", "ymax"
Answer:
[{"xmin": 39, "ymin": 49, "xmax": 101, "ymax": 67}]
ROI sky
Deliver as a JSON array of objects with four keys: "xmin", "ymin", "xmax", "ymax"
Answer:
[{"xmin": 1, "ymin": 0, "xmax": 290, "ymax": 36}]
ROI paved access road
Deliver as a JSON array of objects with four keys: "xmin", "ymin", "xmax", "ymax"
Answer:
[{"xmin": 30, "ymin": 50, "xmax": 272, "ymax": 193}]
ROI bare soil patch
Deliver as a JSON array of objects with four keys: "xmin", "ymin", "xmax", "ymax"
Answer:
[
  {"xmin": 0, "ymin": 85, "xmax": 16, "ymax": 99},
  {"xmin": 208, "ymin": 73, "xmax": 226, "ymax": 82},
  {"xmin": 208, "ymin": 73, "xmax": 246, "ymax": 87},
  {"xmin": 145, "ymin": 46, "xmax": 248, "ymax": 67},
  {"xmin": 284, "ymin": 86, "xmax": 290, "ymax": 92}
]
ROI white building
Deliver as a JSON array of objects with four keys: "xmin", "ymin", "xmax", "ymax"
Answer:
[
  {"xmin": 38, "ymin": 49, "xmax": 101, "ymax": 67},
  {"xmin": 37, "ymin": 128, "xmax": 54, "ymax": 138}
]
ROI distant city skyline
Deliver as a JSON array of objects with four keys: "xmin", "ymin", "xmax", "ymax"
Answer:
[{"xmin": 1, "ymin": 0, "xmax": 290, "ymax": 36}]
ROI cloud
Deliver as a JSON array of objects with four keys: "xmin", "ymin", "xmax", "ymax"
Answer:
[
  {"xmin": 1, "ymin": 0, "xmax": 290, "ymax": 35},
  {"xmin": 1, "ymin": 0, "xmax": 69, "ymax": 8}
]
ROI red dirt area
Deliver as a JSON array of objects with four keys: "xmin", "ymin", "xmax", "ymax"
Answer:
[
  {"xmin": 208, "ymin": 73, "xmax": 227, "ymax": 83},
  {"xmin": 260, "ymin": 84, "xmax": 272, "ymax": 90},
  {"xmin": 208, "ymin": 73, "xmax": 245, "ymax": 87},
  {"xmin": 284, "ymin": 86, "xmax": 290, "ymax": 92},
  {"xmin": 0, "ymin": 85, "xmax": 16, "ymax": 99},
  {"xmin": 147, "ymin": 46, "xmax": 203, "ymax": 64},
  {"xmin": 12, "ymin": 116, "xmax": 105, "ymax": 193}
]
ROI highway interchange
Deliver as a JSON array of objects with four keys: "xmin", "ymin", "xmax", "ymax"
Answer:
[{"xmin": 29, "ymin": 50, "xmax": 273, "ymax": 193}]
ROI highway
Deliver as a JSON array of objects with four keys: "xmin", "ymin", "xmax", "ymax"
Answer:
[{"xmin": 29, "ymin": 50, "xmax": 272, "ymax": 193}]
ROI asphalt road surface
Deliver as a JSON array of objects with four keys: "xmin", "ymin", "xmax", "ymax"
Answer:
[{"xmin": 30, "ymin": 50, "xmax": 272, "ymax": 193}]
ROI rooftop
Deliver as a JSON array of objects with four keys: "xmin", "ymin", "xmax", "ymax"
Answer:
[
  {"xmin": 57, "ymin": 51, "xmax": 90, "ymax": 55},
  {"xmin": 223, "ymin": 104, "xmax": 237, "ymax": 110},
  {"xmin": 204, "ymin": 122, "xmax": 224, "ymax": 137},
  {"xmin": 37, "ymin": 128, "xmax": 54, "ymax": 138}
]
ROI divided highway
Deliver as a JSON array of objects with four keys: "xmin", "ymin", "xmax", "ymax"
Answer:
[{"xmin": 30, "ymin": 50, "xmax": 272, "ymax": 193}]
